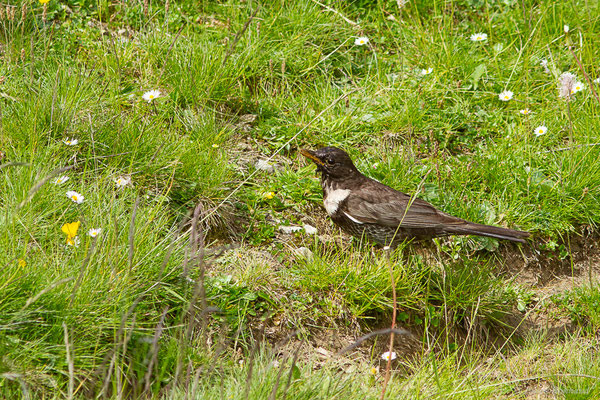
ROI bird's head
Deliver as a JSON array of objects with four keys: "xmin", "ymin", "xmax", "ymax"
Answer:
[{"xmin": 299, "ymin": 146, "xmax": 359, "ymax": 180}]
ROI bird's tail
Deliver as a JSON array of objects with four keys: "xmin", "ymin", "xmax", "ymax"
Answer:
[{"xmin": 448, "ymin": 222, "xmax": 530, "ymax": 243}]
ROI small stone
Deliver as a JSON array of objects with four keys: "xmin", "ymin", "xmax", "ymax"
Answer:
[
  {"xmin": 294, "ymin": 247, "xmax": 313, "ymax": 261},
  {"xmin": 239, "ymin": 114, "xmax": 257, "ymax": 124},
  {"xmin": 316, "ymin": 347, "xmax": 331, "ymax": 357},
  {"xmin": 278, "ymin": 225, "xmax": 303, "ymax": 234},
  {"xmin": 303, "ymin": 224, "xmax": 318, "ymax": 235}
]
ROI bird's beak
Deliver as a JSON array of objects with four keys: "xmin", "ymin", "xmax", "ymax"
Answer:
[{"xmin": 299, "ymin": 149, "xmax": 324, "ymax": 166}]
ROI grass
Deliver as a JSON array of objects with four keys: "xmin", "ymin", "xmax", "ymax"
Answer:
[{"xmin": 1, "ymin": 0, "xmax": 600, "ymax": 398}]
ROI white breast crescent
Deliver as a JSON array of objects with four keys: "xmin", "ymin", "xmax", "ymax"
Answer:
[{"xmin": 323, "ymin": 188, "xmax": 350, "ymax": 216}]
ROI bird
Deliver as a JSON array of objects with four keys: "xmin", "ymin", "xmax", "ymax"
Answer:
[{"xmin": 300, "ymin": 146, "xmax": 530, "ymax": 247}]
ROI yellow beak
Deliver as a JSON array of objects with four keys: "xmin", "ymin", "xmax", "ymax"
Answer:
[{"xmin": 299, "ymin": 149, "xmax": 324, "ymax": 166}]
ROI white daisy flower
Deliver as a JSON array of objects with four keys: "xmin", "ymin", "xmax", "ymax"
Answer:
[
  {"xmin": 498, "ymin": 90, "xmax": 514, "ymax": 101},
  {"xmin": 88, "ymin": 228, "xmax": 102, "ymax": 238},
  {"xmin": 381, "ymin": 351, "xmax": 397, "ymax": 361},
  {"xmin": 53, "ymin": 175, "xmax": 70, "ymax": 185},
  {"xmin": 420, "ymin": 67, "xmax": 433, "ymax": 75},
  {"xmin": 534, "ymin": 125, "xmax": 547, "ymax": 136},
  {"xmin": 142, "ymin": 90, "xmax": 161, "ymax": 102},
  {"xmin": 571, "ymin": 81, "xmax": 584, "ymax": 94},
  {"xmin": 354, "ymin": 36, "xmax": 369, "ymax": 46},
  {"xmin": 66, "ymin": 191, "xmax": 84, "ymax": 204},
  {"xmin": 115, "ymin": 176, "xmax": 131, "ymax": 188},
  {"xmin": 563, "ymin": 25, "xmax": 569, "ymax": 33},
  {"xmin": 470, "ymin": 33, "xmax": 488, "ymax": 42},
  {"xmin": 63, "ymin": 138, "xmax": 78, "ymax": 146},
  {"xmin": 519, "ymin": 108, "xmax": 532, "ymax": 115}
]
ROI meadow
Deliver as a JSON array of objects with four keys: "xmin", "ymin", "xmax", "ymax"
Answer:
[{"xmin": 1, "ymin": 0, "xmax": 600, "ymax": 398}]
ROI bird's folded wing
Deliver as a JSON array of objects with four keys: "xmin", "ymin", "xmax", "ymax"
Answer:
[{"xmin": 341, "ymin": 191, "xmax": 464, "ymax": 228}]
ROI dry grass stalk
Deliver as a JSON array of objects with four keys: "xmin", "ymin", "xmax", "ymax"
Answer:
[
  {"xmin": 7, "ymin": 5, "xmax": 15, "ymax": 21},
  {"xmin": 69, "ymin": 238, "xmax": 98, "ymax": 306},
  {"xmin": 143, "ymin": 306, "xmax": 169, "ymax": 394},
  {"xmin": 128, "ymin": 196, "xmax": 140, "ymax": 268},
  {"xmin": 63, "ymin": 323, "xmax": 74, "ymax": 400}
]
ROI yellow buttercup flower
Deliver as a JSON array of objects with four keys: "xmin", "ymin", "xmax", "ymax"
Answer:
[
  {"xmin": 263, "ymin": 191, "xmax": 275, "ymax": 200},
  {"xmin": 39, "ymin": 0, "xmax": 50, "ymax": 4},
  {"xmin": 61, "ymin": 221, "xmax": 81, "ymax": 245},
  {"xmin": 18, "ymin": 259, "xmax": 27, "ymax": 267}
]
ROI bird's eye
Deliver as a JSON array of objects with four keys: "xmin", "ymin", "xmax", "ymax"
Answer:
[{"xmin": 326, "ymin": 158, "xmax": 335, "ymax": 165}]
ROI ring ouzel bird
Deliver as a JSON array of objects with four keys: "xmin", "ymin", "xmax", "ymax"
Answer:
[{"xmin": 300, "ymin": 147, "xmax": 529, "ymax": 247}]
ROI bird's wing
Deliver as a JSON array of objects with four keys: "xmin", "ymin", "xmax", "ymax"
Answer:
[{"xmin": 340, "ymin": 183, "xmax": 464, "ymax": 228}]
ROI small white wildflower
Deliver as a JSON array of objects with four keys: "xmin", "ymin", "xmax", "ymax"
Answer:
[
  {"xmin": 470, "ymin": 33, "xmax": 487, "ymax": 42},
  {"xmin": 571, "ymin": 81, "xmax": 584, "ymax": 94},
  {"xmin": 142, "ymin": 89, "xmax": 161, "ymax": 102},
  {"xmin": 115, "ymin": 176, "xmax": 131, "ymax": 188},
  {"xmin": 354, "ymin": 36, "xmax": 369, "ymax": 46},
  {"xmin": 540, "ymin": 59, "xmax": 550, "ymax": 74},
  {"xmin": 563, "ymin": 25, "xmax": 569, "ymax": 33},
  {"xmin": 66, "ymin": 236, "xmax": 81, "ymax": 247},
  {"xmin": 53, "ymin": 176, "xmax": 70, "ymax": 185},
  {"xmin": 519, "ymin": 108, "xmax": 532, "ymax": 115},
  {"xmin": 498, "ymin": 90, "xmax": 513, "ymax": 101},
  {"xmin": 420, "ymin": 67, "xmax": 433, "ymax": 75},
  {"xmin": 63, "ymin": 138, "xmax": 78, "ymax": 146},
  {"xmin": 594, "ymin": 77, "xmax": 600, "ymax": 84},
  {"xmin": 381, "ymin": 351, "xmax": 397, "ymax": 361},
  {"xmin": 66, "ymin": 190, "xmax": 84, "ymax": 204},
  {"xmin": 88, "ymin": 228, "xmax": 102, "ymax": 238},
  {"xmin": 534, "ymin": 125, "xmax": 547, "ymax": 137},
  {"xmin": 559, "ymin": 72, "xmax": 576, "ymax": 99}
]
